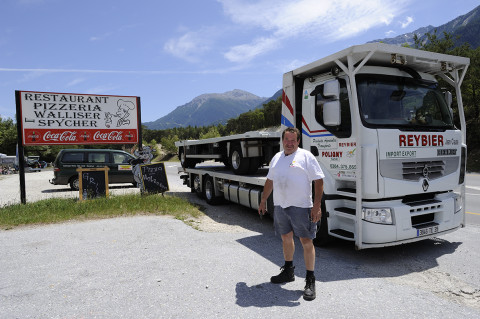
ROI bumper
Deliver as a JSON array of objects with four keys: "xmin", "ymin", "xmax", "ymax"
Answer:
[{"xmin": 361, "ymin": 193, "xmax": 463, "ymax": 245}]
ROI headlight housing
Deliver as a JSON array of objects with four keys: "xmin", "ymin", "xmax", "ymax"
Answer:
[{"xmin": 362, "ymin": 208, "xmax": 393, "ymax": 224}]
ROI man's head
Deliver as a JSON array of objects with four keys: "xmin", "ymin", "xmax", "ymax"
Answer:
[{"xmin": 282, "ymin": 127, "xmax": 300, "ymax": 155}]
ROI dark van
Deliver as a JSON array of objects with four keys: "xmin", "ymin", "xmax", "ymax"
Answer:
[{"xmin": 49, "ymin": 149, "xmax": 136, "ymax": 190}]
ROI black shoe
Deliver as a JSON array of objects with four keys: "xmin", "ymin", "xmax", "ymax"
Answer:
[
  {"xmin": 303, "ymin": 276, "xmax": 316, "ymax": 301},
  {"xmin": 270, "ymin": 266, "xmax": 295, "ymax": 284}
]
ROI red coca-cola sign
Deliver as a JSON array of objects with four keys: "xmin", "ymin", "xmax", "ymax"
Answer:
[
  {"xmin": 23, "ymin": 129, "xmax": 138, "ymax": 145},
  {"xmin": 18, "ymin": 91, "xmax": 140, "ymax": 145}
]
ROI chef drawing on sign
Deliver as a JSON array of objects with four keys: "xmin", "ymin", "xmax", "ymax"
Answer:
[{"xmin": 104, "ymin": 99, "xmax": 135, "ymax": 127}]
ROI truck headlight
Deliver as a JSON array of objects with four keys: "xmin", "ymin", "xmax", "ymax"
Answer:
[{"xmin": 362, "ymin": 208, "xmax": 393, "ymax": 224}]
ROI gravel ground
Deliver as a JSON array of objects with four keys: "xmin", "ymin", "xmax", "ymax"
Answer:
[{"xmin": 1, "ymin": 167, "xmax": 480, "ymax": 318}]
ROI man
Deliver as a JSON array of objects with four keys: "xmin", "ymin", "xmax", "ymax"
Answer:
[{"xmin": 258, "ymin": 127, "xmax": 324, "ymax": 301}]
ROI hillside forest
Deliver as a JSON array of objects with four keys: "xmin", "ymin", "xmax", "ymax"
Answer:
[{"xmin": 1, "ymin": 32, "xmax": 479, "ymax": 170}]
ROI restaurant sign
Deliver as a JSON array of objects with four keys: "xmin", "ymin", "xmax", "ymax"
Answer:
[{"xmin": 17, "ymin": 91, "xmax": 140, "ymax": 145}]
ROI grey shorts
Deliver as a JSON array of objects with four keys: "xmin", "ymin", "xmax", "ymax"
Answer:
[{"xmin": 274, "ymin": 206, "xmax": 317, "ymax": 239}]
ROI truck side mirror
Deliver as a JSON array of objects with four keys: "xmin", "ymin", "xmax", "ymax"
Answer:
[
  {"xmin": 323, "ymin": 80, "xmax": 340, "ymax": 99},
  {"xmin": 444, "ymin": 91, "xmax": 452, "ymax": 108},
  {"xmin": 444, "ymin": 91, "xmax": 453, "ymax": 118},
  {"xmin": 323, "ymin": 100, "xmax": 341, "ymax": 126}
]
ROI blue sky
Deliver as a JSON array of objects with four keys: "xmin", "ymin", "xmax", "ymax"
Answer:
[{"xmin": 1, "ymin": 0, "xmax": 479, "ymax": 124}]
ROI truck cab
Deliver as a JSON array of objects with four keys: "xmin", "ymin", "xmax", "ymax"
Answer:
[{"xmin": 282, "ymin": 43, "xmax": 469, "ymax": 249}]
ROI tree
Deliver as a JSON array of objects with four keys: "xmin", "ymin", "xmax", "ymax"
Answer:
[
  {"xmin": 160, "ymin": 134, "xmax": 179, "ymax": 154},
  {"xmin": 414, "ymin": 30, "xmax": 480, "ymax": 170},
  {"xmin": 0, "ymin": 116, "xmax": 17, "ymax": 155},
  {"xmin": 199, "ymin": 126, "xmax": 221, "ymax": 139}
]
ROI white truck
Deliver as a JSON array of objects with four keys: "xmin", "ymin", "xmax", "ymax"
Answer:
[{"xmin": 176, "ymin": 43, "xmax": 470, "ymax": 250}]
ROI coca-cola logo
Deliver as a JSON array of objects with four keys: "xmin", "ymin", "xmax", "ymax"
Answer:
[
  {"xmin": 93, "ymin": 131, "xmax": 123, "ymax": 141},
  {"xmin": 82, "ymin": 131, "xmax": 90, "ymax": 141},
  {"xmin": 43, "ymin": 131, "xmax": 78, "ymax": 142},
  {"xmin": 28, "ymin": 132, "xmax": 40, "ymax": 141}
]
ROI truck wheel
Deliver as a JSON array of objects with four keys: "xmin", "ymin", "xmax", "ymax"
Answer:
[
  {"xmin": 230, "ymin": 144, "xmax": 250, "ymax": 175},
  {"xmin": 69, "ymin": 177, "xmax": 79, "ymax": 191},
  {"xmin": 193, "ymin": 174, "xmax": 203, "ymax": 198},
  {"xmin": 204, "ymin": 175, "xmax": 221, "ymax": 205},
  {"xmin": 313, "ymin": 196, "xmax": 332, "ymax": 246}
]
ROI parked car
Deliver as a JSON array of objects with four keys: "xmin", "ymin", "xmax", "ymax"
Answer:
[{"xmin": 49, "ymin": 149, "xmax": 136, "ymax": 190}]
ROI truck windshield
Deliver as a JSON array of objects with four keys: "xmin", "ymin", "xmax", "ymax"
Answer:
[{"xmin": 357, "ymin": 74, "xmax": 454, "ymax": 130}]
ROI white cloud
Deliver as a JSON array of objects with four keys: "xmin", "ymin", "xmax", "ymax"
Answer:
[
  {"xmin": 385, "ymin": 30, "xmax": 396, "ymax": 37},
  {"xmin": 224, "ymin": 37, "xmax": 280, "ymax": 63},
  {"xmin": 164, "ymin": 27, "xmax": 218, "ymax": 63},
  {"xmin": 401, "ymin": 16, "xmax": 414, "ymax": 29},
  {"xmin": 218, "ymin": 0, "xmax": 411, "ymax": 63}
]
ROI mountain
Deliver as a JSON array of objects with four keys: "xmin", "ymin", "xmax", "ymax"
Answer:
[
  {"xmin": 143, "ymin": 89, "xmax": 267, "ymax": 130},
  {"xmin": 370, "ymin": 5, "xmax": 480, "ymax": 48},
  {"xmin": 255, "ymin": 89, "xmax": 282, "ymax": 109}
]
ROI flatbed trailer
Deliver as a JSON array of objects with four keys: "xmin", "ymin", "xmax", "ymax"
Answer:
[
  {"xmin": 178, "ymin": 165, "xmax": 273, "ymax": 213},
  {"xmin": 175, "ymin": 130, "xmax": 281, "ymax": 175}
]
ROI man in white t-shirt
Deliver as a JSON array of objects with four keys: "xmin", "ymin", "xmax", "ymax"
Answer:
[{"xmin": 258, "ymin": 127, "xmax": 324, "ymax": 301}]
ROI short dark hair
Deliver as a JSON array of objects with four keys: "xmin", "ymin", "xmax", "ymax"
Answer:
[{"xmin": 282, "ymin": 127, "xmax": 301, "ymax": 141}]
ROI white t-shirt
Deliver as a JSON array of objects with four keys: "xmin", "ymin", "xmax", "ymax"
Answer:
[{"xmin": 267, "ymin": 148, "xmax": 324, "ymax": 208}]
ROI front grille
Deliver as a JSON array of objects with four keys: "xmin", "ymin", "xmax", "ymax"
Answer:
[
  {"xmin": 380, "ymin": 156, "xmax": 459, "ymax": 181},
  {"xmin": 402, "ymin": 160, "xmax": 445, "ymax": 181}
]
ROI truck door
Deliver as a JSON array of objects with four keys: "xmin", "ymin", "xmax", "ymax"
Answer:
[{"xmin": 301, "ymin": 77, "xmax": 355, "ymax": 179}]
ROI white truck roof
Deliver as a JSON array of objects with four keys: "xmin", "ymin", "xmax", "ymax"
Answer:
[{"xmin": 288, "ymin": 42, "xmax": 470, "ymax": 79}]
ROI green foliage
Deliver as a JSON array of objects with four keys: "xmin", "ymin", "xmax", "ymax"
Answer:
[
  {"xmin": 0, "ymin": 194, "xmax": 204, "ymax": 229},
  {"xmin": 160, "ymin": 134, "xmax": 179, "ymax": 154},
  {"xmin": 199, "ymin": 126, "xmax": 221, "ymax": 139},
  {"xmin": 0, "ymin": 116, "xmax": 17, "ymax": 155},
  {"xmin": 413, "ymin": 30, "xmax": 480, "ymax": 170}
]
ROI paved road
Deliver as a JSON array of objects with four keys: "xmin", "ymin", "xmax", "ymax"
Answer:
[
  {"xmin": 466, "ymin": 173, "xmax": 480, "ymax": 225},
  {"xmin": 1, "ymin": 215, "xmax": 480, "ymax": 318},
  {"xmin": 1, "ymin": 166, "xmax": 480, "ymax": 318}
]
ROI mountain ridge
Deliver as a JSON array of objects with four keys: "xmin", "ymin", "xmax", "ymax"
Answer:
[
  {"xmin": 370, "ymin": 5, "xmax": 480, "ymax": 47},
  {"xmin": 143, "ymin": 89, "xmax": 269, "ymax": 130}
]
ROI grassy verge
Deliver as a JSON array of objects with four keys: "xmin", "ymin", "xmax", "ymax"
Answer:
[{"xmin": 0, "ymin": 193, "xmax": 204, "ymax": 230}]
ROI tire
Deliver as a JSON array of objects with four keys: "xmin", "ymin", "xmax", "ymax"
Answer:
[
  {"xmin": 69, "ymin": 176, "xmax": 79, "ymax": 191},
  {"xmin": 192, "ymin": 174, "xmax": 203, "ymax": 198},
  {"xmin": 230, "ymin": 144, "xmax": 250, "ymax": 175},
  {"xmin": 203, "ymin": 175, "xmax": 221, "ymax": 205},
  {"xmin": 313, "ymin": 196, "xmax": 332, "ymax": 246}
]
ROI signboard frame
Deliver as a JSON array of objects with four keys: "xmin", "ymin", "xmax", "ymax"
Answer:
[
  {"xmin": 77, "ymin": 166, "xmax": 110, "ymax": 200},
  {"xmin": 16, "ymin": 90, "xmax": 140, "ymax": 146}
]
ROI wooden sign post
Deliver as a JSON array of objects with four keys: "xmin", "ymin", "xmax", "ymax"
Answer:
[{"xmin": 77, "ymin": 167, "xmax": 110, "ymax": 200}]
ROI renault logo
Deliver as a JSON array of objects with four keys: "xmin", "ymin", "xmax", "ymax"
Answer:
[{"xmin": 422, "ymin": 179, "xmax": 429, "ymax": 192}]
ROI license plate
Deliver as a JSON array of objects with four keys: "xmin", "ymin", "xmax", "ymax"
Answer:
[{"xmin": 417, "ymin": 225, "xmax": 439, "ymax": 237}]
